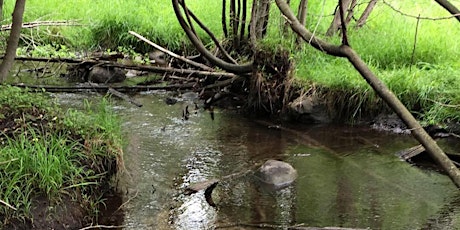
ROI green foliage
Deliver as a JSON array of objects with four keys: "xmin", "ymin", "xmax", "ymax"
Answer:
[
  {"xmin": 2, "ymin": 0, "xmax": 460, "ymax": 123},
  {"xmin": 0, "ymin": 86, "xmax": 122, "ymax": 222}
]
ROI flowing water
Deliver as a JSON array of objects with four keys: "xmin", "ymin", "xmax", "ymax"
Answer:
[{"xmin": 58, "ymin": 91, "xmax": 460, "ymax": 230}]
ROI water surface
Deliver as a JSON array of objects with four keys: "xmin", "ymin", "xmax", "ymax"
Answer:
[{"xmin": 58, "ymin": 92, "xmax": 460, "ymax": 230}]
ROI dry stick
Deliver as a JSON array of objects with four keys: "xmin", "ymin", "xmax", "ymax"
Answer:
[
  {"xmin": 128, "ymin": 31, "xmax": 214, "ymax": 71},
  {"xmin": 275, "ymin": 0, "xmax": 460, "ymax": 188},
  {"xmin": 0, "ymin": 199, "xmax": 17, "ymax": 211},
  {"xmin": 1, "ymin": 20, "xmax": 81, "ymax": 30},
  {"xmin": 11, "ymin": 82, "xmax": 196, "ymax": 93},
  {"xmin": 409, "ymin": 15, "xmax": 421, "ymax": 72},
  {"xmin": 383, "ymin": 0, "xmax": 460, "ymax": 21},
  {"xmin": 3, "ymin": 56, "xmax": 238, "ymax": 78},
  {"xmin": 107, "ymin": 88, "xmax": 143, "ymax": 107}
]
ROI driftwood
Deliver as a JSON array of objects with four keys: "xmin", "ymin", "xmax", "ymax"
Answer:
[
  {"xmin": 397, "ymin": 144, "xmax": 460, "ymax": 167},
  {"xmin": 107, "ymin": 87, "xmax": 143, "ymax": 107}
]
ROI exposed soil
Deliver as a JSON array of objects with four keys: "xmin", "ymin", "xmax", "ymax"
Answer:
[{"xmin": 0, "ymin": 102, "xmax": 123, "ymax": 229}]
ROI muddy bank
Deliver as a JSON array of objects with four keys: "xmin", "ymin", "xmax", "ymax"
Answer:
[{"xmin": 0, "ymin": 87, "xmax": 123, "ymax": 230}]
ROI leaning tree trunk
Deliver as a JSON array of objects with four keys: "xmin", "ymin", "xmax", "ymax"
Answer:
[
  {"xmin": 356, "ymin": 0, "xmax": 377, "ymax": 28},
  {"xmin": 326, "ymin": 0, "xmax": 352, "ymax": 36},
  {"xmin": 275, "ymin": 0, "xmax": 460, "ymax": 188},
  {"xmin": 172, "ymin": 0, "xmax": 253, "ymax": 74},
  {"xmin": 0, "ymin": 0, "xmax": 26, "ymax": 83},
  {"xmin": 434, "ymin": 0, "xmax": 460, "ymax": 22}
]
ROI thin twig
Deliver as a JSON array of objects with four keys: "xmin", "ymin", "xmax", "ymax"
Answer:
[
  {"xmin": 128, "ymin": 31, "xmax": 214, "ymax": 71},
  {"xmin": 79, "ymin": 225, "xmax": 126, "ymax": 230},
  {"xmin": 426, "ymin": 98, "xmax": 460, "ymax": 108},
  {"xmin": 115, "ymin": 190, "xmax": 139, "ymax": 213},
  {"xmin": 410, "ymin": 14, "xmax": 421, "ymax": 72},
  {"xmin": 383, "ymin": 1, "xmax": 460, "ymax": 21},
  {"xmin": 0, "ymin": 199, "xmax": 17, "ymax": 211}
]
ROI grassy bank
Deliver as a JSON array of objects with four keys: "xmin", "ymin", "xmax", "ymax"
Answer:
[
  {"xmin": 2, "ymin": 0, "xmax": 460, "ymax": 124},
  {"xmin": 0, "ymin": 86, "xmax": 123, "ymax": 228}
]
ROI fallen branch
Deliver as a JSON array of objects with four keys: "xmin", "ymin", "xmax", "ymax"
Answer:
[
  {"xmin": 397, "ymin": 144, "xmax": 460, "ymax": 167},
  {"xmin": 1, "ymin": 20, "xmax": 82, "ymax": 31},
  {"xmin": 11, "ymin": 82, "xmax": 196, "ymax": 93},
  {"xmin": 129, "ymin": 31, "xmax": 214, "ymax": 71},
  {"xmin": 107, "ymin": 87, "xmax": 143, "ymax": 107},
  {"xmin": 3, "ymin": 56, "xmax": 238, "ymax": 78}
]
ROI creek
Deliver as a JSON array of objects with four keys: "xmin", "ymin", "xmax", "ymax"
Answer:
[{"xmin": 57, "ymin": 91, "xmax": 460, "ymax": 230}]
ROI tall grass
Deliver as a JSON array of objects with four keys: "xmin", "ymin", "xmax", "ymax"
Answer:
[
  {"xmin": 0, "ymin": 86, "xmax": 123, "ymax": 223},
  {"xmin": 2, "ymin": 0, "xmax": 223, "ymax": 51}
]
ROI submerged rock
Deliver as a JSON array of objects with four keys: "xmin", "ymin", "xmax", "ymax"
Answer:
[
  {"xmin": 255, "ymin": 160, "xmax": 297, "ymax": 190},
  {"xmin": 88, "ymin": 66, "xmax": 126, "ymax": 83},
  {"xmin": 288, "ymin": 95, "xmax": 331, "ymax": 123}
]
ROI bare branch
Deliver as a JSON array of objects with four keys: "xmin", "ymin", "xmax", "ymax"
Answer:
[
  {"xmin": 172, "ymin": 0, "xmax": 253, "ymax": 74},
  {"xmin": 383, "ymin": 0, "xmax": 460, "ymax": 21},
  {"xmin": 434, "ymin": 0, "xmax": 460, "ymax": 22},
  {"xmin": 129, "ymin": 31, "xmax": 214, "ymax": 71}
]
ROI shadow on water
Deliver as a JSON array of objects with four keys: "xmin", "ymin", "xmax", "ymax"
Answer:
[{"xmin": 57, "ymin": 92, "xmax": 460, "ymax": 230}]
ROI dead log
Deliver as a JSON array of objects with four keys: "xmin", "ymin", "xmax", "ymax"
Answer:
[
  {"xmin": 11, "ymin": 82, "xmax": 196, "ymax": 93},
  {"xmin": 1, "ymin": 56, "xmax": 239, "ymax": 78},
  {"xmin": 107, "ymin": 88, "xmax": 143, "ymax": 107}
]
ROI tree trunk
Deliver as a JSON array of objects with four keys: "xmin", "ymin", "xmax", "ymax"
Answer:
[
  {"xmin": 0, "ymin": 0, "xmax": 26, "ymax": 83},
  {"xmin": 275, "ymin": 0, "xmax": 460, "ymax": 188},
  {"xmin": 295, "ymin": 0, "xmax": 308, "ymax": 45},
  {"xmin": 249, "ymin": 0, "xmax": 271, "ymax": 46},
  {"xmin": 326, "ymin": 0, "xmax": 351, "ymax": 36},
  {"xmin": 356, "ymin": 0, "xmax": 377, "ymax": 28},
  {"xmin": 0, "ymin": 0, "xmax": 4, "ymax": 22},
  {"xmin": 434, "ymin": 0, "xmax": 460, "ymax": 23},
  {"xmin": 172, "ymin": 0, "xmax": 253, "ymax": 73}
]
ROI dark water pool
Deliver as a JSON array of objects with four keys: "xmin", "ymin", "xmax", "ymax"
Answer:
[{"xmin": 57, "ymin": 91, "xmax": 460, "ymax": 230}]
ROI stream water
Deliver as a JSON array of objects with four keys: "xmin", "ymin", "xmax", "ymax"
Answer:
[{"xmin": 58, "ymin": 91, "xmax": 460, "ymax": 230}]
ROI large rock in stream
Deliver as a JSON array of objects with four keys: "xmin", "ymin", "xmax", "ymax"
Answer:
[{"xmin": 255, "ymin": 160, "xmax": 297, "ymax": 190}]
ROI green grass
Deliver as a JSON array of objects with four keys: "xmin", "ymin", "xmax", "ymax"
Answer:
[
  {"xmin": 2, "ymin": 0, "xmax": 460, "ymax": 124},
  {"xmin": 0, "ymin": 85, "xmax": 123, "ymax": 224},
  {"xmin": 2, "ymin": 0, "xmax": 223, "ymax": 52}
]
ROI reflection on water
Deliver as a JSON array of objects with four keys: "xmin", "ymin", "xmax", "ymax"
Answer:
[{"xmin": 57, "ymin": 92, "xmax": 460, "ymax": 229}]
